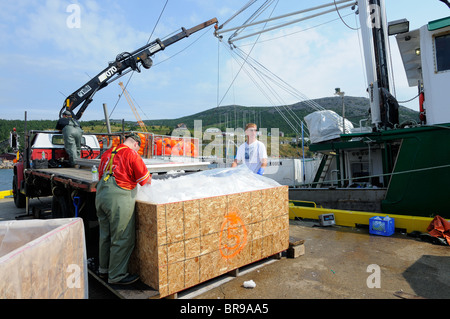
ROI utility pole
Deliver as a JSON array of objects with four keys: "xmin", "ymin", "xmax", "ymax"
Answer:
[{"xmin": 335, "ymin": 88, "xmax": 346, "ymax": 134}]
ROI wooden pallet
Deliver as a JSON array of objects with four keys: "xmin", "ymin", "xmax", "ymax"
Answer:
[
  {"xmin": 88, "ymin": 253, "xmax": 282, "ymax": 299},
  {"xmin": 170, "ymin": 253, "xmax": 282, "ymax": 299}
]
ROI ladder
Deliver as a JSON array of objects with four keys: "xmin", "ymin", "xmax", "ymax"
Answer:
[{"xmin": 315, "ymin": 154, "xmax": 334, "ymax": 188}]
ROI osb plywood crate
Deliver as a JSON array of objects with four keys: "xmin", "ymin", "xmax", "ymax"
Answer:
[
  {"xmin": 130, "ymin": 185, "xmax": 289, "ymax": 298},
  {"xmin": 0, "ymin": 218, "xmax": 88, "ymax": 299}
]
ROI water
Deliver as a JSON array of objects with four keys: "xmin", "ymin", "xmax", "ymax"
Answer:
[{"xmin": 0, "ymin": 169, "xmax": 13, "ymax": 191}]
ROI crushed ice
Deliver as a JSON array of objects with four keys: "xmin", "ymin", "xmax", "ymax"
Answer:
[{"xmin": 136, "ymin": 164, "xmax": 281, "ymax": 204}]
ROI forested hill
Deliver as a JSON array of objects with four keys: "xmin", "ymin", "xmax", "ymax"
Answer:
[
  {"xmin": 0, "ymin": 96, "xmax": 419, "ymax": 151},
  {"xmin": 144, "ymin": 96, "xmax": 419, "ymax": 134}
]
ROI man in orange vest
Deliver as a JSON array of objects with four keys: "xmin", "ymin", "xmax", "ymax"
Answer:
[{"xmin": 95, "ymin": 133, "xmax": 151, "ymax": 285}]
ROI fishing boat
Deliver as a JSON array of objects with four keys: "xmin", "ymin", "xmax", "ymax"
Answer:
[
  {"xmin": 291, "ymin": 3, "xmax": 450, "ymax": 219},
  {"xmin": 216, "ymin": 1, "xmax": 450, "ymax": 219}
]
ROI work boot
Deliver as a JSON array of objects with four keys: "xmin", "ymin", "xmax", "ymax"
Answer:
[
  {"xmin": 111, "ymin": 274, "xmax": 139, "ymax": 285},
  {"xmin": 98, "ymin": 272, "xmax": 108, "ymax": 281}
]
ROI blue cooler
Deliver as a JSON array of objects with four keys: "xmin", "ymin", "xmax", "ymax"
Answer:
[{"xmin": 369, "ymin": 216, "xmax": 395, "ymax": 236}]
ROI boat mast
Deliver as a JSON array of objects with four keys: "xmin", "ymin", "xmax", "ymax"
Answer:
[{"xmin": 357, "ymin": 0, "xmax": 399, "ymax": 131}]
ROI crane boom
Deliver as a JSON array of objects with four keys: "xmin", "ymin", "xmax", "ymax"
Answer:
[{"xmin": 61, "ymin": 17, "xmax": 218, "ymax": 120}]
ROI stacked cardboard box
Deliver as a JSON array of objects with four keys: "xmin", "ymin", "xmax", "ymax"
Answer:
[{"xmin": 130, "ymin": 185, "xmax": 289, "ymax": 298}]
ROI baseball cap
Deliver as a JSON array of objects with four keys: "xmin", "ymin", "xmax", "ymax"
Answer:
[{"xmin": 125, "ymin": 132, "xmax": 141, "ymax": 146}]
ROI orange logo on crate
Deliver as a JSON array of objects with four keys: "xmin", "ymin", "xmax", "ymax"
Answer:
[{"xmin": 219, "ymin": 212, "xmax": 248, "ymax": 259}]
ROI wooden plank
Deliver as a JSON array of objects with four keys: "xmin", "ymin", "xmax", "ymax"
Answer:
[
  {"xmin": 88, "ymin": 269, "xmax": 159, "ymax": 299},
  {"xmin": 394, "ymin": 290, "xmax": 426, "ymax": 299},
  {"xmin": 289, "ymin": 236, "xmax": 305, "ymax": 246}
]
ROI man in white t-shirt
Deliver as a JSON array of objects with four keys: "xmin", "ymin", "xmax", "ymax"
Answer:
[{"xmin": 232, "ymin": 123, "xmax": 268, "ymax": 175}]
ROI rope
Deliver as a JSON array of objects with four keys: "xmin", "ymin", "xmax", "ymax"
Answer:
[
  {"xmin": 397, "ymin": 93, "xmax": 420, "ymax": 104},
  {"xmin": 306, "ymin": 163, "xmax": 450, "ymax": 187},
  {"xmin": 333, "ymin": 0, "xmax": 359, "ymax": 30}
]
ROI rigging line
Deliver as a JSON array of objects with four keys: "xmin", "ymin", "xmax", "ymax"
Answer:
[
  {"xmin": 217, "ymin": 2, "xmax": 279, "ymax": 107},
  {"xmin": 235, "ymin": 47, "xmax": 325, "ymax": 117},
  {"xmin": 230, "ymin": 54, "xmax": 306, "ymax": 132},
  {"xmin": 217, "ymin": 38, "xmax": 220, "ymax": 108},
  {"xmin": 236, "ymin": 48, "xmax": 320, "ymax": 108},
  {"xmin": 153, "ymin": 25, "xmax": 213, "ymax": 67},
  {"xmin": 229, "ymin": 47, "xmax": 303, "ymax": 135},
  {"xmin": 147, "ymin": 0, "xmax": 169, "ymax": 44},
  {"xmin": 216, "ymin": 42, "xmax": 245, "ymax": 108},
  {"xmin": 311, "ymin": 163, "xmax": 450, "ymax": 186},
  {"xmin": 218, "ymin": 0, "xmax": 354, "ymax": 35},
  {"xmin": 237, "ymin": 48, "xmax": 361, "ymax": 127},
  {"xmin": 218, "ymin": 0, "xmax": 258, "ymax": 30},
  {"xmin": 234, "ymin": 47, "xmax": 306, "ymax": 130},
  {"xmin": 333, "ymin": 0, "xmax": 358, "ymax": 30},
  {"xmin": 397, "ymin": 93, "xmax": 420, "ymax": 104},
  {"xmin": 243, "ymin": 60, "xmax": 355, "ymax": 134},
  {"xmin": 229, "ymin": 0, "xmax": 275, "ymax": 42},
  {"xmin": 225, "ymin": 45, "xmax": 296, "ymax": 131},
  {"xmin": 239, "ymin": 12, "xmax": 353, "ymax": 47},
  {"xmin": 228, "ymin": 1, "xmax": 356, "ymax": 44},
  {"xmin": 128, "ymin": 87, "xmax": 151, "ymax": 121},
  {"xmin": 355, "ymin": 12, "xmax": 369, "ymax": 97},
  {"xmin": 107, "ymin": 0, "xmax": 169, "ymax": 123},
  {"xmin": 236, "ymin": 51, "xmax": 310, "ymax": 136}
]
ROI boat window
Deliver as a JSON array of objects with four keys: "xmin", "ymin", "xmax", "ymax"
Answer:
[
  {"xmin": 351, "ymin": 162, "xmax": 369, "ymax": 183},
  {"xmin": 52, "ymin": 135, "xmax": 86, "ymax": 145},
  {"xmin": 435, "ymin": 33, "xmax": 450, "ymax": 72}
]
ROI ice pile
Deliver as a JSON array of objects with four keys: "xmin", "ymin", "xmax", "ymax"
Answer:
[{"xmin": 136, "ymin": 164, "xmax": 281, "ymax": 204}]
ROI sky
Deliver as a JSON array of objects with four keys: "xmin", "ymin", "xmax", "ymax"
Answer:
[{"xmin": 0, "ymin": 0, "xmax": 448, "ymax": 122}]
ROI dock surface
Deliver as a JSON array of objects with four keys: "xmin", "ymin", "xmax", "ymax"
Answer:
[{"xmin": 1, "ymin": 196, "xmax": 449, "ymax": 299}]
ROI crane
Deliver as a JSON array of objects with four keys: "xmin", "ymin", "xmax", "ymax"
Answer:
[
  {"xmin": 60, "ymin": 18, "xmax": 218, "ymax": 119},
  {"xmin": 118, "ymin": 82, "xmax": 148, "ymax": 132}
]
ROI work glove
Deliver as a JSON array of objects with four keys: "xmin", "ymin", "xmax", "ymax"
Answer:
[{"xmin": 257, "ymin": 168, "xmax": 264, "ymax": 175}]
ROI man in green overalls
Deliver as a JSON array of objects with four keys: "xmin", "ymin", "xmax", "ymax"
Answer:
[
  {"xmin": 56, "ymin": 110, "xmax": 83, "ymax": 167},
  {"xmin": 95, "ymin": 133, "xmax": 151, "ymax": 285}
]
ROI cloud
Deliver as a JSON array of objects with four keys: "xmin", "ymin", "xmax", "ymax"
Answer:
[
  {"xmin": 217, "ymin": 24, "xmax": 367, "ymax": 108},
  {"xmin": 10, "ymin": 1, "xmax": 149, "ymax": 72}
]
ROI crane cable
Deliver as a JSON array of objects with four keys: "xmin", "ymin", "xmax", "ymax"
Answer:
[{"xmin": 107, "ymin": 0, "xmax": 169, "ymax": 123}]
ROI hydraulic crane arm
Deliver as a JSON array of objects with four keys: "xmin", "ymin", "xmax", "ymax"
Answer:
[{"xmin": 61, "ymin": 17, "xmax": 218, "ymax": 120}]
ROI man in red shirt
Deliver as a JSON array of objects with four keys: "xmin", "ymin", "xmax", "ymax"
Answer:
[{"xmin": 95, "ymin": 133, "xmax": 151, "ymax": 285}]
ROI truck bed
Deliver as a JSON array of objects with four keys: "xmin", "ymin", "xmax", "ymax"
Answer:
[
  {"xmin": 27, "ymin": 158, "xmax": 211, "ymax": 193},
  {"xmin": 28, "ymin": 167, "xmax": 98, "ymax": 192}
]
